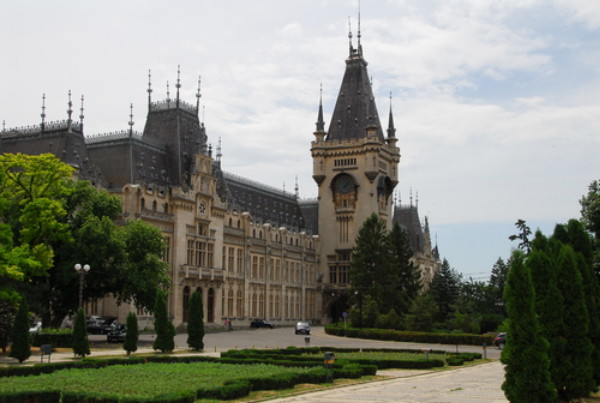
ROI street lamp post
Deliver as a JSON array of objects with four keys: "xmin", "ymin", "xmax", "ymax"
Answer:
[
  {"xmin": 74, "ymin": 263, "xmax": 90, "ymax": 309},
  {"xmin": 354, "ymin": 290, "xmax": 363, "ymax": 328}
]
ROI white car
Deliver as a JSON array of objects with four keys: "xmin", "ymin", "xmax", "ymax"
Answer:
[{"xmin": 29, "ymin": 321, "xmax": 42, "ymax": 334}]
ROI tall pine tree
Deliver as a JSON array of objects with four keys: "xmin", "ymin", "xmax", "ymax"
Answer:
[
  {"xmin": 153, "ymin": 289, "xmax": 175, "ymax": 353},
  {"xmin": 389, "ymin": 222, "xmax": 421, "ymax": 314},
  {"xmin": 502, "ymin": 250, "xmax": 555, "ymax": 403},
  {"xmin": 186, "ymin": 291, "xmax": 204, "ymax": 351},
  {"xmin": 9, "ymin": 297, "xmax": 31, "ymax": 363},
  {"xmin": 429, "ymin": 259, "xmax": 460, "ymax": 323},
  {"xmin": 72, "ymin": 308, "xmax": 90, "ymax": 358}
]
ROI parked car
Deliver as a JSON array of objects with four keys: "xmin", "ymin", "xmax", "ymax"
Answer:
[
  {"xmin": 107, "ymin": 324, "xmax": 127, "ymax": 343},
  {"xmin": 100, "ymin": 317, "xmax": 118, "ymax": 334},
  {"xmin": 494, "ymin": 332, "xmax": 507, "ymax": 350},
  {"xmin": 29, "ymin": 321, "xmax": 42, "ymax": 334},
  {"xmin": 250, "ymin": 319, "xmax": 274, "ymax": 329},
  {"xmin": 86, "ymin": 316, "xmax": 105, "ymax": 334},
  {"xmin": 295, "ymin": 321, "xmax": 311, "ymax": 335}
]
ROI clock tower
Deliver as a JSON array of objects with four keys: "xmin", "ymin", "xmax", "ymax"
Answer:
[{"xmin": 311, "ymin": 35, "xmax": 400, "ymax": 321}]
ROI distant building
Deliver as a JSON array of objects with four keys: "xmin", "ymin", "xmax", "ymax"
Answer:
[{"xmin": 1, "ymin": 36, "xmax": 440, "ymax": 327}]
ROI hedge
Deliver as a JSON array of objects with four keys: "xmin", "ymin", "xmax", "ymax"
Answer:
[{"xmin": 325, "ymin": 325, "xmax": 495, "ymax": 346}]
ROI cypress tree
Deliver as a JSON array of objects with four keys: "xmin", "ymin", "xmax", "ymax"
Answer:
[
  {"xmin": 9, "ymin": 298, "xmax": 31, "ymax": 363},
  {"xmin": 153, "ymin": 289, "xmax": 175, "ymax": 353},
  {"xmin": 123, "ymin": 312, "xmax": 138, "ymax": 356},
  {"xmin": 186, "ymin": 291, "xmax": 204, "ymax": 351},
  {"xmin": 527, "ymin": 233, "xmax": 565, "ymax": 391},
  {"xmin": 389, "ymin": 222, "xmax": 421, "ymax": 314},
  {"xmin": 502, "ymin": 250, "xmax": 555, "ymax": 403},
  {"xmin": 72, "ymin": 308, "xmax": 90, "ymax": 357},
  {"xmin": 553, "ymin": 245, "xmax": 594, "ymax": 401}
]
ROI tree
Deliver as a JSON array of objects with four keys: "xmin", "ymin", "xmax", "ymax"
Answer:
[
  {"xmin": 153, "ymin": 290, "xmax": 175, "ymax": 353},
  {"xmin": 429, "ymin": 259, "xmax": 460, "ymax": 323},
  {"xmin": 0, "ymin": 289, "xmax": 20, "ymax": 353},
  {"xmin": 9, "ymin": 297, "xmax": 31, "ymax": 363},
  {"xmin": 580, "ymin": 179, "xmax": 600, "ymax": 240},
  {"xmin": 72, "ymin": 308, "xmax": 90, "ymax": 358},
  {"xmin": 389, "ymin": 222, "xmax": 421, "ymax": 314},
  {"xmin": 501, "ymin": 250, "xmax": 555, "ymax": 403},
  {"xmin": 403, "ymin": 293, "xmax": 438, "ymax": 332},
  {"xmin": 123, "ymin": 312, "xmax": 139, "ymax": 356},
  {"xmin": 508, "ymin": 219, "xmax": 532, "ymax": 254},
  {"xmin": 186, "ymin": 291, "xmax": 204, "ymax": 351},
  {"xmin": 489, "ymin": 257, "xmax": 508, "ymax": 313},
  {"xmin": 553, "ymin": 245, "xmax": 594, "ymax": 401},
  {"xmin": 349, "ymin": 214, "xmax": 395, "ymax": 313},
  {"xmin": 120, "ymin": 220, "xmax": 170, "ymax": 310}
]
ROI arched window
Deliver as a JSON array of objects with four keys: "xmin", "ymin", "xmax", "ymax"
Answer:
[
  {"xmin": 207, "ymin": 288, "xmax": 215, "ymax": 323},
  {"xmin": 182, "ymin": 286, "xmax": 190, "ymax": 322},
  {"xmin": 163, "ymin": 203, "xmax": 168, "ymax": 213},
  {"xmin": 236, "ymin": 290, "xmax": 243, "ymax": 317},
  {"xmin": 141, "ymin": 198, "xmax": 145, "ymax": 210},
  {"xmin": 152, "ymin": 200, "xmax": 157, "ymax": 211},
  {"xmin": 227, "ymin": 290, "xmax": 234, "ymax": 317}
]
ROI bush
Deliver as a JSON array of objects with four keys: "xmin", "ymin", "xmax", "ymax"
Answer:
[
  {"xmin": 9, "ymin": 298, "xmax": 31, "ymax": 363},
  {"xmin": 31, "ymin": 329, "xmax": 72, "ymax": 348},
  {"xmin": 72, "ymin": 308, "xmax": 90, "ymax": 357},
  {"xmin": 124, "ymin": 312, "xmax": 139, "ymax": 356}
]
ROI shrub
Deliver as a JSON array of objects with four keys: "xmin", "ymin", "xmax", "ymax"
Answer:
[
  {"xmin": 72, "ymin": 308, "xmax": 90, "ymax": 358},
  {"xmin": 153, "ymin": 290, "xmax": 175, "ymax": 353},
  {"xmin": 9, "ymin": 298, "xmax": 31, "ymax": 363},
  {"xmin": 186, "ymin": 291, "xmax": 204, "ymax": 351},
  {"xmin": 124, "ymin": 312, "xmax": 138, "ymax": 356}
]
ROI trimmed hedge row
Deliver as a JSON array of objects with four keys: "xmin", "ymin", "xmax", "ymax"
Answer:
[
  {"xmin": 326, "ymin": 325, "xmax": 495, "ymax": 346},
  {"xmin": 31, "ymin": 330, "xmax": 73, "ymax": 348}
]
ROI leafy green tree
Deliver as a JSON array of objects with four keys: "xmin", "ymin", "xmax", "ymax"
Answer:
[
  {"xmin": 9, "ymin": 297, "xmax": 31, "ymax": 363},
  {"xmin": 186, "ymin": 291, "xmax": 204, "ymax": 351},
  {"xmin": 502, "ymin": 250, "xmax": 555, "ymax": 403},
  {"xmin": 429, "ymin": 259, "xmax": 460, "ymax": 323},
  {"xmin": 508, "ymin": 219, "xmax": 532, "ymax": 253},
  {"xmin": 389, "ymin": 222, "xmax": 421, "ymax": 314},
  {"xmin": 71, "ymin": 308, "xmax": 90, "ymax": 358},
  {"xmin": 121, "ymin": 220, "xmax": 170, "ymax": 310},
  {"xmin": 350, "ymin": 214, "xmax": 394, "ymax": 313},
  {"xmin": 403, "ymin": 293, "xmax": 438, "ymax": 332},
  {"xmin": 375, "ymin": 308, "xmax": 403, "ymax": 330},
  {"xmin": 153, "ymin": 290, "xmax": 175, "ymax": 353},
  {"xmin": 124, "ymin": 312, "xmax": 139, "ymax": 356},
  {"xmin": 553, "ymin": 245, "xmax": 594, "ymax": 401}
]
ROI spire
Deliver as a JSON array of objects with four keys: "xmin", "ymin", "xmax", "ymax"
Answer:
[
  {"xmin": 316, "ymin": 84, "xmax": 325, "ymax": 132},
  {"xmin": 196, "ymin": 75, "xmax": 202, "ymax": 113},
  {"xmin": 147, "ymin": 69, "xmax": 153, "ymax": 110},
  {"xmin": 416, "ymin": 191, "xmax": 419, "ymax": 208},
  {"xmin": 357, "ymin": 0, "xmax": 363, "ymax": 56},
  {"xmin": 409, "ymin": 187, "xmax": 413, "ymax": 207},
  {"xmin": 41, "ymin": 93, "xmax": 46, "ymax": 132},
  {"xmin": 79, "ymin": 95, "xmax": 85, "ymax": 128},
  {"xmin": 348, "ymin": 17, "xmax": 354, "ymax": 57},
  {"xmin": 176, "ymin": 65, "xmax": 181, "ymax": 107},
  {"xmin": 166, "ymin": 81, "xmax": 171, "ymax": 107},
  {"xmin": 128, "ymin": 103, "xmax": 134, "ymax": 136},
  {"xmin": 2, "ymin": 120, "xmax": 5, "ymax": 132},
  {"xmin": 67, "ymin": 90, "xmax": 73, "ymax": 132},
  {"xmin": 295, "ymin": 175, "xmax": 299, "ymax": 199},
  {"xmin": 387, "ymin": 92, "xmax": 396, "ymax": 139},
  {"xmin": 326, "ymin": 21, "xmax": 383, "ymax": 142},
  {"xmin": 216, "ymin": 136, "xmax": 222, "ymax": 162}
]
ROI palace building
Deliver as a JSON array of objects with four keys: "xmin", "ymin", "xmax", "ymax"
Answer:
[{"xmin": 1, "ymin": 34, "xmax": 440, "ymax": 328}]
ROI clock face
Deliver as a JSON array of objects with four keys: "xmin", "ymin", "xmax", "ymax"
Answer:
[
  {"xmin": 198, "ymin": 201, "xmax": 207, "ymax": 216},
  {"xmin": 335, "ymin": 175, "xmax": 354, "ymax": 194}
]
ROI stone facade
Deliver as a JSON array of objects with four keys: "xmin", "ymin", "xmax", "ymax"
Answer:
[{"xmin": 1, "ymin": 40, "xmax": 440, "ymax": 328}]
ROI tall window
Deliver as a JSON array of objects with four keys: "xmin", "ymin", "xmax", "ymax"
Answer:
[
  {"xmin": 236, "ymin": 249, "xmax": 243, "ymax": 273},
  {"xmin": 236, "ymin": 290, "xmax": 243, "ymax": 316},
  {"xmin": 227, "ymin": 289, "xmax": 234, "ymax": 317},
  {"xmin": 228, "ymin": 247, "xmax": 235, "ymax": 272}
]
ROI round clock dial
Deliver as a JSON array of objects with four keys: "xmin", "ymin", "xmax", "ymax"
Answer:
[{"xmin": 335, "ymin": 175, "xmax": 354, "ymax": 194}]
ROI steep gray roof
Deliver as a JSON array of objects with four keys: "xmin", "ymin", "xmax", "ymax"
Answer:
[{"xmin": 325, "ymin": 52, "xmax": 384, "ymax": 142}]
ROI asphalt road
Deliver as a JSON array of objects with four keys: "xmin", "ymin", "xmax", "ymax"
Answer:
[{"xmin": 103, "ymin": 325, "xmax": 502, "ymax": 359}]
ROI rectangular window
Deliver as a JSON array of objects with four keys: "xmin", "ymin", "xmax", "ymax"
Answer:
[
  {"xmin": 228, "ymin": 247, "xmax": 235, "ymax": 272},
  {"xmin": 236, "ymin": 249, "xmax": 243, "ymax": 273}
]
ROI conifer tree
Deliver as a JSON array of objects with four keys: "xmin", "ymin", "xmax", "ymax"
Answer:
[
  {"xmin": 389, "ymin": 222, "xmax": 421, "ymax": 314},
  {"xmin": 9, "ymin": 298, "xmax": 31, "ymax": 363},
  {"xmin": 186, "ymin": 291, "xmax": 204, "ymax": 351},
  {"xmin": 429, "ymin": 259, "xmax": 460, "ymax": 323},
  {"xmin": 72, "ymin": 308, "xmax": 90, "ymax": 358},
  {"xmin": 553, "ymin": 245, "xmax": 594, "ymax": 401},
  {"xmin": 349, "ymin": 214, "xmax": 393, "ymax": 313},
  {"xmin": 527, "ymin": 232, "xmax": 565, "ymax": 390},
  {"xmin": 502, "ymin": 250, "xmax": 555, "ymax": 403},
  {"xmin": 123, "ymin": 312, "xmax": 138, "ymax": 356},
  {"xmin": 152, "ymin": 289, "xmax": 175, "ymax": 353}
]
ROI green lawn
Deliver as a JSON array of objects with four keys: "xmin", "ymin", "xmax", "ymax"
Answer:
[{"xmin": 0, "ymin": 361, "xmax": 316, "ymax": 400}]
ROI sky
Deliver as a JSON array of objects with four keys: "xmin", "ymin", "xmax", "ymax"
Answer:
[{"xmin": 2, "ymin": 0, "xmax": 599, "ymax": 281}]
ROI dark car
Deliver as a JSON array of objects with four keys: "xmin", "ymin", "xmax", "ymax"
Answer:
[
  {"xmin": 107, "ymin": 324, "xmax": 127, "ymax": 343},
  {"xmin": 86, "ymin": 316, "xmax": 105, "ymax": 334},
  {"xmin": 295, "ymin": 321, "xmax": 311, "ymax": 335},
  {"xmin": 100, "ymin": 317, "xmax": 118, "ymax": 334},
  {"xmin": 494, "ymin": 332, "xmax": 507, "ymax": 350},
  {"xmin": 250, "ymin": 319, "xmax": 274, "ymax": 329}
]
